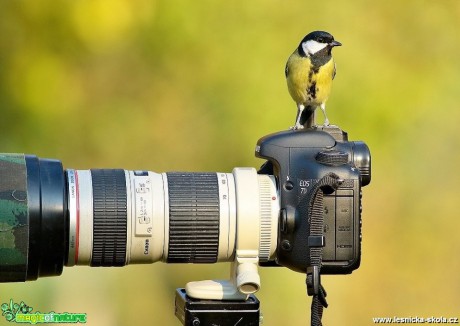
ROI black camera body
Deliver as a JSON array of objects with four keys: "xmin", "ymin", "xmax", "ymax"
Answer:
[{"xmin": 256, "ymin": 126, "xmax": 371, "ymax": 274}]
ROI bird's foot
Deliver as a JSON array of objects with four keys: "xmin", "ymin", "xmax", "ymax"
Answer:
[
  {"xmin": 322, "ymin": 118, "xmax": 330, "ymax": 126},
  {"xmin": 290, "ymin": 124, "xmax": 304, "ymax": 130}
]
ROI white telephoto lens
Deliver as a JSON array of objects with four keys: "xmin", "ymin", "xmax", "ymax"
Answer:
[{"xmin": 66, "ymin": 169, "xmax": 279, "ymax": 267}]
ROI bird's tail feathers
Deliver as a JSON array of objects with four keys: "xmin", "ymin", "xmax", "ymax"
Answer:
[{"xmin": 299, "ymin": 105, "xmax": 315, "ymax": 128}]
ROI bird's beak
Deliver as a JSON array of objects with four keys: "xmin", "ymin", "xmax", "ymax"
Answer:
[{"xmin": 330, "ymin": 40, "xmax": 342, "ymax": 47}]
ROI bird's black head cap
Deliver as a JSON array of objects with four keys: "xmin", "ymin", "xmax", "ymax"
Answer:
[
  {"xmin": 302, "ymin": 31, "xmax": 335, "ymax": 44},
  {"xmin": 298, "ymin": 31, "xmax": 341, "ymax": 57}
]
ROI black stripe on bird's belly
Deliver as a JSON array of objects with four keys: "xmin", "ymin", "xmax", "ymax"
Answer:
[
  {"xmin": 307, "ymin": 68, "xmax": 318, "ymax": 100},
  {"xmin": 308, "ymin": 69, "xmax": 314, "ymax": 82},
  {"xmin": 308, "ymin": 81, "xmax": 317, "ymax": 100}
]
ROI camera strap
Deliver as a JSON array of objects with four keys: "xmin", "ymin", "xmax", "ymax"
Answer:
[{"xmin": 306, "ymin": 173, "xmax": 343, "ymax": 326}]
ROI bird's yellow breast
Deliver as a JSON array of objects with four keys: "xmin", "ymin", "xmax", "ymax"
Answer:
[{"xmin": 286, "ymin": 52, "xmax": 335, "ymax": 106}]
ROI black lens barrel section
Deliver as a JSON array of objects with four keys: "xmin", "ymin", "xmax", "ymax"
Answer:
[
  {"xmin": 167, "ymin": 172, "xmax": 220, "ymax": 263},
  {"xmin": 25, "ymin": 155, "xmax": 66, "ymax": 281},
  {"xmin": 90, "ymin": 169, "xmax": 127, "ymax": 267}
]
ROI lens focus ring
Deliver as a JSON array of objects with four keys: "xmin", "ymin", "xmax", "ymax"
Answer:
[
  {"xmin": 91, "ymin": 169, "xmax": 127, "ymax": 267},
  {"xmin": 167, "ymin": 172, "xmax": 219, "ymax": 263}
]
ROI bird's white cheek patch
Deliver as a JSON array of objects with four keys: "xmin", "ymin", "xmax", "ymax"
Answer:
[{"xmin": 302, "ymin": 40, "xmax": 327, "ymax": 55}]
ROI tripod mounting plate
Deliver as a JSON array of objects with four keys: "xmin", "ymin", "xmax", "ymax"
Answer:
[{"xmin": 175, "ymin": 288, "xmax": 261, "ymax": 326}]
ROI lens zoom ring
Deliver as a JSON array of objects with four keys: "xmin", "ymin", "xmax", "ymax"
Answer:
[
  {"xmin": 167, "ymin": 172, "xmax": 219, "ymax": 263},
  {"xmin": 91, "ymin": 169, "xmax": 127, "ymax": 267}
]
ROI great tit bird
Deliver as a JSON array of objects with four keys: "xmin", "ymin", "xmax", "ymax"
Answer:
[{"xmin": 285, "ymin": 31, "xmax": 341, "ymax": 129}]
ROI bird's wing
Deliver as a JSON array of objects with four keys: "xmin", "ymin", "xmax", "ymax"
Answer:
[
  {"xmin": 285, "ymin": 62, "xmax": 289, "ymax": 78},
  {"xmin": 332, "ymin": 61, "xmax": 337, "ymax": 80}
]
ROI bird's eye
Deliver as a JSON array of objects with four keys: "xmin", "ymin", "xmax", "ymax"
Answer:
[{"xmin": 317, "ymin": 38, "xmax": 324, "ymax": 43}]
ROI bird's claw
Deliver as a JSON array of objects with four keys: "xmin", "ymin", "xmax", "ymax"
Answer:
[{"xmin": 290, "ymin": 124, "xmax": 304, "ymax": 130}]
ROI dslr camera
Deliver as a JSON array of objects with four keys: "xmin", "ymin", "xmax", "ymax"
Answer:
[{"xmin": 0, "ymin": 124, "xmax": 370, "ymax": 325}]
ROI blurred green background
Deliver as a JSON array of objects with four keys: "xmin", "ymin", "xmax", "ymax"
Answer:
[{"xmin": 1, "ymin": 0, "xmax": 460, "ymax": 325}]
